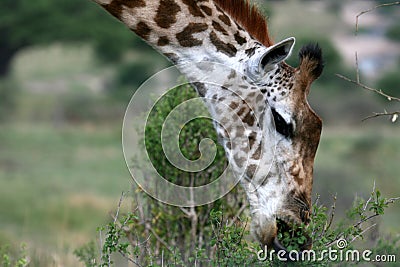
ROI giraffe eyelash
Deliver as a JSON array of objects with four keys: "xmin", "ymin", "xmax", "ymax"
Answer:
[{"xmin": 270, "ymin": 108, "xmax": 294, "ymax": 139}]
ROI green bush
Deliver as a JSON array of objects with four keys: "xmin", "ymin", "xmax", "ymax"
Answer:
[
  {"xmin": 76, "ymin": 83, "xmax": 245, "ymax": 265},
  {"xmin": 0, "ymin": 243, "xmax": 28, "ymax": 267},
  {"xmin": 75, "ymin": 185, "xmax": 399, "ymax": 266}
]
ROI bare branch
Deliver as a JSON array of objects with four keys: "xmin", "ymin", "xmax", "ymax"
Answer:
[
  {"xmin": 145, "ymin": 222, "xmax": 173, "ymax": 253},
  {"xmin": 336, "ymin": 74, "xmax": 400, "ymax": 121},
  {"xmin": 355, "ymin": 2, "xmax": 400, "ymax": 34},
  {"xmin": 227, "ymin": 204, "xmax": 247, "ymax": 227},
  {"xmin": 325, "ymin": 194, "xmax": 337, "ymax": 233},
  {"xmin": 337, "ymin": 2, "xmax": 400, "ymax": 122},
  {"xmin": 112, "ymin": 191, "xmax": 127, "ymax": 223},
  {"xmin": 350, "ymin": 223, "xmax": 377, "ymax": 244},
  {"xmin": 326, "ymin": 190, "xmax": 400, "ymax": 247},
  {"xmin": 179, "ymin": 207, "xmax": 191, "ymax": 217},
  {"xmin": 363, "ymin": 181, "xmax": 376, "ymax": 212},
  {"xmin": 362, "ymin": 111, "xmax": 399, "ymax": 122},
  {"xmin": 336, "ymin": 74, "xmax": 400, "ymax": 102},
  {"xmin": 386, "ymin": 196, "xmax": 400, "ymax": 204},
  {"xmin": 355, "ymin": 52, "xmax": 360, "ymax": 84},
  {"xmin": 119, "ymin": 250, "xmax": 143, "ymax": 267}
]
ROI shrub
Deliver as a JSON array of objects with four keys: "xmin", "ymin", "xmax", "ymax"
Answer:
[{"xmin": 75, "ymin": 185, "xmax": 399, "ymax": 266}]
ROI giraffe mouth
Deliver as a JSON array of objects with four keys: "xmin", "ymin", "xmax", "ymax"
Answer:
[{"xmin": 274, "ymin": 216, "xmax": 312, "ymax": 259}]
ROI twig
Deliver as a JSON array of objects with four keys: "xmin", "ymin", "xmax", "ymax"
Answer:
[
  {"xmin": 228, "ymin": 204, "xmax": 247, "ymax": 227},
  {"xmin": 386, "ymin": 196, "xmax": 400, "ymax": 204},
  {"xmin": 337, "ymin": 2, "xmax": 400, "ymax": 122},
  {"xmin": 238, "ymin": 218, "xmax": 249, "ymax": 244},
  {"xmin": 350, "ymin": 223, "xmax": 377, "ymax": 244},
  {"xmin": 363, "ymin": 181, "xmax": 376, "ymax": 212},
  {"xmin": 179, "ymin": 207, "xmax": 191, "ymax": 217},
  {"xmin": 145, "ymin": 223, "xmax": 173, "ymax": 253},
  {"xmin": 119, "ymin": 250, "xmax": 143, "ymax": 267},
  {"xmin": 326, "ymin": 192, "xmax": 400, "ymax": 247},
  {"xmin": 336, "ymin": 74, "xmax": 400, "ymax": 102},
  {"xmin": 324, "ymin": 194, "xmax": 337, "ymax": 233},
  {"xmin": 355, "ymin": 52, "xmax": 360, "ymax": 84},
  {"xmin": 311, "ymin": 194, "xmax": 321, "ymax": 237},
  {"xmin": 362, "ymin": 111, "xmax": 399, "ymax": 122},
  {"xmin": 355, "ymin": 2, "xmax": 400, "ymax": 34},
  {"xmin": 114, "ymin": 191, "xmax": 127, "ymax": 224}
]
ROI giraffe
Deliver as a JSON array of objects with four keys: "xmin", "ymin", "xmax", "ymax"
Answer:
[{"xmin": 91, "ymin": 0, "xmax": 324, "ymax": 253}]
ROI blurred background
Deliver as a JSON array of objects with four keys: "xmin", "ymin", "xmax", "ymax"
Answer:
[{"xmin": 0, "ymin": 0, "xmax": 399, "ymax": 265}]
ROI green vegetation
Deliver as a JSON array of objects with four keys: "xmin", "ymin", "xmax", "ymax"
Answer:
[
  {"xmin": 74, "ymin": 186, "xmax": 399, "ymax": 266},
  {"xmin": 0, "ymin": 0, "xmax": 150, "ymax": 76},
  {"xmin": 0, "ymin": 122, "xmax": 129, "ymax": 265}
]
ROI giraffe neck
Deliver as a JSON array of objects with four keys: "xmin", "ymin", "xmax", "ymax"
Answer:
[
  {"xmin": 94, "ymin": 0, "xmax": 299, "ymax": 198},
  {"xmin": 95, "ymin": 0, "xmax": 261, "ymax": 72},
  {"xmin": 95, "ymin": 0, "xmax": 272, "ymax": 174}
]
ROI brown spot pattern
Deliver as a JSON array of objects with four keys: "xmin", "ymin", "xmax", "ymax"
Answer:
[
  {"xmin": 243, "ymin": 111, "xmax": 255, "ymax": 127},
  {"xmin": 248, "ymin": 131, "xmax": 257, "ymax": 148},
  {"xmin": 209, "ymin": 31, "xmax": 237, "ymax": 57},
  {"xmin": 155, "ymin": 0, "xmax": 181, "ymax": 29},
  {"xmin": 104, "ymin": 0, "xmax": 146, "ymax": 19},
  {"xmin": 246, "ymin": 164, "xmax": 258, "ymax": 178},
  {"xmin": 229, "ymin": 101, "xmax": 238, "ymax": 110},
  {"xmin": 157, "ymin": 36, "xmax": 170, "ymax": 46},
  {"xmin": 214, "ymin": 0, "xmax": 273, "ymax": 47},
  {"xmin": 227, "ymin": 69, "xmax": 236, "ymax": 79},
  {"xmin": 176, "ymin": 23, "xmax": 208, "ymax": 47},
  {"xmin": 212, "ymin": 21, "xmax": 228, "ymax": 35},
  {"xmin": 199, "ymin": 5, "xmax": 212, "ymax": 16},
  {"xmin": 237, "ymin": 106, "xmax": 247, "ymax": 117},
  {"xmin": 218, "ymin": 14, "xmax": 231, "ymax": 26},
  {"xmin": 234, "ymin": 32, "xmax": 247, "ymax": 45},
  {"xmin": 252, "ymin": 146, "xmax": 261, "ymax": 160},
  {"xmin": 135, "ymin": 21, "xmax": 151, "ymax": 40},
  {"xmin": 182, "ymin": 0, "xmax": 205, "ymax": 17}
]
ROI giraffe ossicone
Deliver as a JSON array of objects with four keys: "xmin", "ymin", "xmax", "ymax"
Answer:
[{"xmin": 95, "ymin": 0, "xmax": 324, "ymax": 253}]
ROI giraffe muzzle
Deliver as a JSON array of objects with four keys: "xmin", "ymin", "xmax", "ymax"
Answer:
[{"xmin": 272, "ymin": 217, "xmax": 312, "ymax": 261}]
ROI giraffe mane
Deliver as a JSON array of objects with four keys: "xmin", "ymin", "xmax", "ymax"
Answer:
[{"xmin": 213, "ymin": 0, "xmax": 273, "ymax": 47}]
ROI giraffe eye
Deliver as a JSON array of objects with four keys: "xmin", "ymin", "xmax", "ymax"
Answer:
[{"xmin": 271, "ymin": 108, "xmax": 294, "ymax": 138}]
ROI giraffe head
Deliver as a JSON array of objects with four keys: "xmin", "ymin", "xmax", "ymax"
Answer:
[{"xmin": 241, "ymin": 38, "xmax": 324, "ymax": 252}]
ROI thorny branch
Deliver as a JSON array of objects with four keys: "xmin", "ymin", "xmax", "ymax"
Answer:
[
  {"xmin": 336, "ymin": 73, "xmax": 400, "ymax": 103},
  {"xmin": 325, "ymin": 183, "xmax": 400, "ymax": 247},
  {"xmin": 355, "ymin": 2, "xmax": 400, "ymax": 34},
  {"xmin": 337, "ymin": 2, "xmax": 400, "ymax": 121}
]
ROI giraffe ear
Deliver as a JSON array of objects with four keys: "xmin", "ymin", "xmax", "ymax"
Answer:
[
  {"xmin": 246, "ymin": 37, "xmax": 295, "ymax": 80},
  {"xmin": 259, "ymin": 37, "xmax": 295, "ymax": 71}
]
